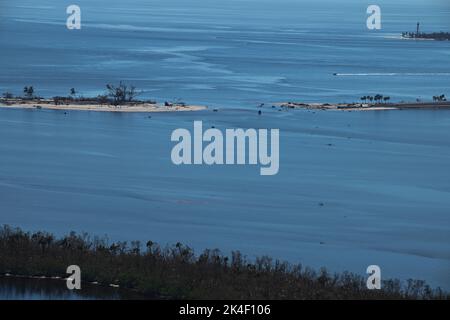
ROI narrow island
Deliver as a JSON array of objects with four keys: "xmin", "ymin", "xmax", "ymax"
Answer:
[
  {"xmin": 402, "ymin": 23, "xmax": 450, "ymax": 41},
  {"xmin": 0, "ymin": 83, "xmax": 207, "ymax": 113},
  {"xmin": 277, "ymin": 93, "xmax": 449, "ymax": 111}
]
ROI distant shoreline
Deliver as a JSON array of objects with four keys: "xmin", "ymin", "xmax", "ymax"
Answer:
[
  {"xmin": 3, "ymin": 99, "xmax": 450, "ymax": 113},
  {"xmin": 277, "ymin": 101, "xmax": 450, "ymax": 111},
  {"xmin": 0, "ymin": 98, "xmax": 207, "ymax": 113}
]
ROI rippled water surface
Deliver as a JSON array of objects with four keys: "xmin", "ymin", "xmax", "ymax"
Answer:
[{"xmin": 0, "ymin": 0, "xmax": 449, "ymax": 294}]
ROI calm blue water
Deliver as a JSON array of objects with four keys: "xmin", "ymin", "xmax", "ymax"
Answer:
[
  {"xmin": 0, "ymin": 0, "xmax": 450, "ymax": 294},
  {"xmin": 0, "ymin": 277, "xmax": 137, "ymax": 299},
  {"xmin": 0, "ymin": 0, "xmax": 450, "ymax": 106},
  {"xmin": 0, "ymin": 107, "xmax": 449, "ymax": 291}
]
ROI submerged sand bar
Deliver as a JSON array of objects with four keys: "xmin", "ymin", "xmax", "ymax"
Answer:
[{"xmin": 0, "ymin": 99, "xmax": 207, "ymax": 113}]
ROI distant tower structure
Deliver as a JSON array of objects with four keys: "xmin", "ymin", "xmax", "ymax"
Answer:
[{"xmin": 416, "ymin": 22, "xmax": 420, "ymax": 36}]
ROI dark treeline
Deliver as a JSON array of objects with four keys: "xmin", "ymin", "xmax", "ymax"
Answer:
[
  {"xmin": 360, "ymin": 95, "xmax": 390, "ymax": 104},
  {"xmin": 402, "ymin": 31, "xmax": 450, "ymax": 41},
  {"xmin": 1, "ymin": 82, "xmax": 164, "ymax": 106},
  {"xmin": 359, "ymin": 94, "xmax": 447, "ymax": 104},
  {"xmin": 0, "ymin": 226, "xmax": 448, "ymax": 300}
]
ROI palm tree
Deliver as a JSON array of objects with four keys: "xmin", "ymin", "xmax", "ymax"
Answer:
[
  {"xmin": 360, "ymin": 96, "xmax": 367, "ymax": 103},
  {"xmin": 2, "ymin": 92, "xmax": 13, "ymax": 99},
  {"xmin": 383, "ymin": 96, "xmax": 390, "ymax": 104},
  {"xmin": 23, "ymin": 86, "xmax": 34, "ymax": 99}
]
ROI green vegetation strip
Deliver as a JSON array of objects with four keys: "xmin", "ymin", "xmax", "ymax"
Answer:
[{"xmin": 0, "ymin": 226, "xmax": 448, "ymax": 300}]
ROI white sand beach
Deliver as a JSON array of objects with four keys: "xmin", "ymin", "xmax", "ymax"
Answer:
[{"xmin": 0, "ymin": 99, "xmax": 207, "ymax": 113}]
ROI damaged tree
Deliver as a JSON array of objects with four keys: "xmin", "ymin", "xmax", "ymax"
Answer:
[{"xmin": 106, "ymin": 81, "xmax": 140, "ymax": 106}]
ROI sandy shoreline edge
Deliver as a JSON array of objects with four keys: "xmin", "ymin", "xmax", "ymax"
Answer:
[
  {"xmin": 2, "ymin": 100, "xmax": 450, "ymax": 113},
  {"xmin": 0, "ymin": 100, "xmax": 207, "ymax": 113},
  {"xmin": 277, "ymin": 101, "xmax": 450, "ymax": 111}
]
